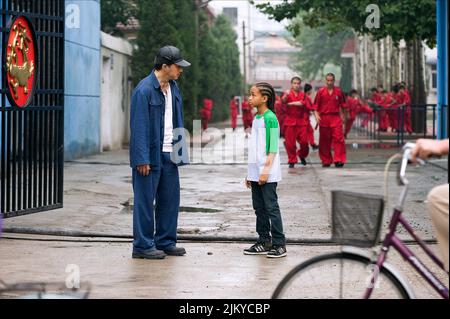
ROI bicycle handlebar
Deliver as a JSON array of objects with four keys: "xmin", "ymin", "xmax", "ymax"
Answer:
[{"xmin": 397, "ymin": 143, "xmax": 426, "ymax": 186}]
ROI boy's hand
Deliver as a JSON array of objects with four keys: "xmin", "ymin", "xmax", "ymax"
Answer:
[
  {"xmin": 259, "ymin": 173, "xmax": 269, "ymax": 185},
  {"xmin": 245, "ymin": 179, "xmax": 252, "ymax": 189}
]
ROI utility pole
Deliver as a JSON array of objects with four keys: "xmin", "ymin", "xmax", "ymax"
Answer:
[{"xmin": 242, "ymin": 20, "xmax": 247, "ymax": 98}]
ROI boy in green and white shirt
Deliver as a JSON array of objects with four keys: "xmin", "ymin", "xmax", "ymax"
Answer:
[
  {"xmin": 244, "ymin": 83, "xmax": 286, "ymax": 258},
  {"xmin": 247, "ymin": 110, "xmax": 282, "ymax": 183}
]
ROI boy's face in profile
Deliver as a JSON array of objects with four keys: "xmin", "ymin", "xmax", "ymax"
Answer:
[{"xmin": 248, "ymin": 86, "xmax": 267, "ymax": 108}]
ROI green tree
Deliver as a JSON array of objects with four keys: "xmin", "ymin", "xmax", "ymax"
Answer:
[
  {"xmin": 101, "ymin": 0, "xmax": 137, "ymax": 35},
  {"xmin": 130, "ymin": 5, "xmax": 241, "ymax": 128},
  {"xmin": 131, "ymin": 0, "xmax": 181, "ymax": 85},
  {"xmin": 256, "ymin": 0, "xmax": 435, "ymax": 128},
  {"xmin": 198, "ymin": 12, "xmax": 222, "ymax": 119},
  {"xmin": 256, "ymin": 0, "xmax": 436, "ymax": 47},
  {"xmin": 202, "ymin": 15, "xmax": 242, "ymax": 122},
  {"xmin": 289, "ymin": 18, "xmax": 353, "ymax": 81},
  {"xmin": 172, "ymin": 0, "xmax": 199, "ymax": 131}
]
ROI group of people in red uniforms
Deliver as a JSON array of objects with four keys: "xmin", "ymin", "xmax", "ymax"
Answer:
[
  {"xmin": 228, "ymin": 74, "xmax": 413, "ymax": 169},
  {"xmin": 278, "ymin": 77, "xmax": 318, "ymax": 167},
  {"xmin": 344, "ymin": 89, "xmax": 374, "ymax": 138},
  {"xmin": 275, "ymin": 74, "xmax": 346, "ymax": 168},
  {"xmin": 367, "ymin": 82, "xmax": 412, "ymax": 134}
]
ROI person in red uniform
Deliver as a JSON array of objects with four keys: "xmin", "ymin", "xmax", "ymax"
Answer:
[
  {"xmin": 368, "ymin": 87, "xmax": 387, "ymax": 131},
  {"xmin": 344, "ymin": 89, "xmax": 362, "ymax": 138},
  {"xmin": 382, "ymin": 91, "xmax": 395, "ymax": 131},
  {"xmin": 378, "ymin": 89, "xmax": 389, "ymax": 131},
  {"xmin": 358, "ymin": 99, "xmax": 374, "ymax": 127},
  {"xmin": 399, "ymin": 84, "xmax": 412, "ymax": 134},
  {"xmin": 280, "ymin": 91, "xmax": 288, "ymax": 137},
  {"xmin": 313, "ymin": 73, "xmax": 347, "ymax": 168},
  {"xmin": 387, "ymin": 85, "xmax": 400, "ymax": 132},
  {"xmin": 200, "ymin": 98, "xmax": 213, "ymax": 131},
  {"xmin": 230, "ymin": 96, "xmax": 238, "ymax": 131},
  {"xmin": 274, "ymin": 92, "xmax": 285, "ymax": 137},
  {"xmin": 304, "ymin": 84, "xmax": 319, "ymax": 150},
  {"xmin": 282, "ymin": 76, "xmax": 311, "ymax": 167},
  {"xmin": 242, "ymin": 97, "xmax": 253, "ymax": 133}
]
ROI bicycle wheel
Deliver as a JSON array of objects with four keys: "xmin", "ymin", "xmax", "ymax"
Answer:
[{"xmin": 272, "ymin": 252, "xmax": 410, "ymax": 299}]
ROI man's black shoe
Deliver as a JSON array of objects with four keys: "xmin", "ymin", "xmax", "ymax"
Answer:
[
  {"xmin": 300, "ymin": 157, "xmax": 307, "ymax": 166},
  {"xmin": 132, "ymin": 249, "xmax": 166, "ymax": 259},
  {"xmin": 162, "ymin": 246, "xmax": 186, "ymax": 256},
  {"xmin": 322, "ymin": 164, "xmax": 331, "ymax": 168},
  {"xmin": 289, "ymin": 163, "xmax": 295, "ymax": 168},
  {"xmin": 335, "ymin": 162, "xmax": 345, "ymax": 168}
]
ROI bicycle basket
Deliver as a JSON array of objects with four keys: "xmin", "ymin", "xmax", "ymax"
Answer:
[{"xmin": 331, "ymin": 190, "xmax": 385, "ymax": 248}]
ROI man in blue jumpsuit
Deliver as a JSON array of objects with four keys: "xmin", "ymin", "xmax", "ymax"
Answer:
[{"xmin": 130, "ymin": 46, "xmax": 190, "ymax": 259}]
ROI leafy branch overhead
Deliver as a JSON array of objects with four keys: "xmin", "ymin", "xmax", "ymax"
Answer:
[
  {"xmin": 101, "ymin": 0, "xmax": 137, "ymax": 35},
  {"xmin": 256, "ymin": 0, "xmax": 436, "ymax": 47}
]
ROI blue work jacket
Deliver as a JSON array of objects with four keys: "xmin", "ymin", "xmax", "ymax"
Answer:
[{"xmin": 129, "ymin": 70, "xmax": 189, "ymax": 170}]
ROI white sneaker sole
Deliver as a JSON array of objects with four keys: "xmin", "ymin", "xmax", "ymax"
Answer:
[{"xmin": 267, "ymin": 252, "xmax": 287, "ymax": 258}]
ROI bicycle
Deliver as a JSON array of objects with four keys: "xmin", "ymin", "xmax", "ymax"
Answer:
[{"xmin": 272, "ymin": 143, "xmax": 449, "ymax": 299}]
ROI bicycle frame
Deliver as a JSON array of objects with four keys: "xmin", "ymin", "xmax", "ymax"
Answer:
[
  {"xmin": 363, "ymin": 207, "xmax": 449, "ymax": 299},
  {"xmin": 364, "ymin": 144, "xmax": 449, "ymax": 299}
]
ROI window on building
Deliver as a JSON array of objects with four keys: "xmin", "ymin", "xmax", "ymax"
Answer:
[
  {"xmin": 431, "ymin": 64, "xmax": 437, "ymax": 90},
  {"xmin": 223, "ymin": 8, "xmax": 238, "ymax": 26}
]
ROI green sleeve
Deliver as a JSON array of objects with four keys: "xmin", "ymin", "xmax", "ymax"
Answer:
[{"xmin": 264, "ymin": 113, "xmax": 279, "ymax": 154}]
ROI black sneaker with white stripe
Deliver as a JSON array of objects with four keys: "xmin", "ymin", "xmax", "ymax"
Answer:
[
  {"xmin": 243, "ymin": 242, "xmax": 272, "ymax": 255},
  {"xmin": 267, "ymin": 245, "xmax": 287, "ymax": 258}
]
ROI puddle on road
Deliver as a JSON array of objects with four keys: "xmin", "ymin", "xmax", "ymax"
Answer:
[{"xmin": 120, "ymin": 200, "xmax": 222, "ymax": 214}]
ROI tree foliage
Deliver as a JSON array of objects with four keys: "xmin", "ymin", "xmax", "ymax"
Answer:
[
  {"xmin": 289, "ymin": 17, "xmax": 353, "ymax": 80},
  {"xmin": 256, "ymin": 0, "xmax": 436, "ymax": 47},
  {"xmin": 131, "ymin": 1, "xmax": 241, "ymax": 128},
  {"xmin": 200, "ymin": 15, "xmax": 242, "ymax": 122},
  {"xmin": 101, "ymin": 0, "xmax": 137, "ymax": 35}
]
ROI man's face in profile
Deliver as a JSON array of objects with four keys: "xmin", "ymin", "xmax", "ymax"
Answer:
[{"xmin": 164, "ymin": 64, "xmax": 183, "ymax": 81}]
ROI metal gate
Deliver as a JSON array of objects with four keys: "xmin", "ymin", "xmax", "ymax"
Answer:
[{"xmin": 1, "ymin": 0, "xmax": 64, "ymax": 218}]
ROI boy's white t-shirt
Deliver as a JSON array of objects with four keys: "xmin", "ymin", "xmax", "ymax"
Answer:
[{"xmin": 247, "ymin": 109, "xmax": 282, "ymax": 183}]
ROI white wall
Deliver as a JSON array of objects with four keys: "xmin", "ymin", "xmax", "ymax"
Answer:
[{"xmin": 100, "ymin": 32, "xmax": 133, "ymax": 152}]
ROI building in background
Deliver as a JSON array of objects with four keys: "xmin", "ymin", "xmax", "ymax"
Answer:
[
  {"xmin": 340, "ymin": 35, "xmax": 436, "ymax": 102},
  {"xmin": 101, "ymin": 33, "xmax": 133, "ymax": 152},
  {"xmin": 210, "ymin": 0, "xmax": 289, "ymax": 89},
  {"xmin": 251, "ymin": 32, "xmax": 300, "ymax": 91}
]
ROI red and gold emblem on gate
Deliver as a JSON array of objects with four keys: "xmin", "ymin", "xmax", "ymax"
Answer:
[{"xmin": 5, "ymin": 16, "xmax": 37, "ymax": 108}]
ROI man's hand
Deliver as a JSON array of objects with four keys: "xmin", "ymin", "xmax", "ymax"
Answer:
[
  {"xmin": 411, "ymin": 139, "xmax": 449, "ymax": 164},
  {"xmin": 245, "ymin": 178, "xmax": 252, "ymax": 189},
  {"xmin": 137, "ymin": 164, "xmax": 151, "ymax": 176}
]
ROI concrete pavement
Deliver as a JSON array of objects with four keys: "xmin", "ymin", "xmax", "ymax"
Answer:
[
  {"xmin": 0, "ymin": 122, "xmax": 448, "ymax": 298},
  {"xmin": 0, "ymin": 234, "xmax": 447, "ymax": 299}
]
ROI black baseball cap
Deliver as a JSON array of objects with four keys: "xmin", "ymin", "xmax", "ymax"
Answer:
[{"xmin": 154, "ymin": 45, "xmax": 191, "ymax": 67}]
